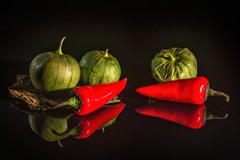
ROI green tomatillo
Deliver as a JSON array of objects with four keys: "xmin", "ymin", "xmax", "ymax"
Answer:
[
  {"xmin": 79, "ymin": 49, "xmax": 121, "ymax": 85},
  {"xmin": 29, "ymin": 37, "xmax": 80, "ymax": 94},
  {"xmin": 151, "ymin": 47, "xmax": 197, "ymax": 83}
]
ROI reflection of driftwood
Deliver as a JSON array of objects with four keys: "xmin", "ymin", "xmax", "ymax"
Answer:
[{"xmin": 8, "ymin": 75, "xmax": 60, "ymax": 110}]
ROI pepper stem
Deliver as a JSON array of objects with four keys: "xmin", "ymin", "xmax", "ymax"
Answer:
[
  {"xmin": 56, "ymin": 37, "xmax": 66, "ymax": 55},
  {"xmin": 206, "ymin": 113, "xmax": 228, "ymax": 120},
  {"xmin": 208, "ymin": 88, "xmax": 230, "ymax": 102},
  {"xmin": 51, "ymin": 96, "xmax": 80, "ymax": 110}
]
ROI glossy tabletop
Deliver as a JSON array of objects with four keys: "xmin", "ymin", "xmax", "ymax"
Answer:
[{"xmin": 1, "ymin": 2, "xmax": 239, "ymax": 160}]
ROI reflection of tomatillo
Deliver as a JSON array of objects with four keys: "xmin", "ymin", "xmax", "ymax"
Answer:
[
  {"xmin": 135, "ymin": 101, "xmax": 228, "ymax": 129},
  {"xmin": 28, "ymin": 110, "xmax": 77, "ymax": 147}
]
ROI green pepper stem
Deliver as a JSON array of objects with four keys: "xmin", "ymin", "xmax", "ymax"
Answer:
[
  {"xmin": 51, "ymin": 96, "xmax": 80, "ymax": 110},
  {"xmin": 56, "ymin": 37, "xmax": 66, "ymax": 55},
  {"xmin": 208, "ymin": 88, "xmax": 230, "ymax": 102}
]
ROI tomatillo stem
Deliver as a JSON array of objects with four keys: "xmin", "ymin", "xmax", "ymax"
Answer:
[
  {"xmin": 104, "ymin": 49, "xmax": 109, "ymax": 57},
  {"xmin": 167, "ymin": 52, "xmax": 176, "ymax": 62},
  {"xmin": 56, "ymin": 37, "xmax": 66, "ymax": 55}
]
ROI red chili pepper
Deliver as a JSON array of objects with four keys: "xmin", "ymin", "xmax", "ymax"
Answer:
[
  {"xmin": 54, "ymin": 78, "xmax": 127, "ymax": 115},
  {"xmin": 135, "ymin": 101, "xmax": 228, "ymax": 129},
  {"xmin": 75, "ymin": 102, "xmax": 126, "ymax": 139},
  {"xmin": 136, "ymin": 76, "xmax": 230, "ymax": 105}
]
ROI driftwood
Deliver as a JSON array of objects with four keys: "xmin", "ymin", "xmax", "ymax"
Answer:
[
  {"xmin": 8, "ymin": 74, "xmax": 121, "ymax": 111},
  {"xmin": 8, "ymin": 75, "xmax": 64, "ymax": 110}
]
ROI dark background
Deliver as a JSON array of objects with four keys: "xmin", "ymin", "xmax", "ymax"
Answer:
[{"xmin": 1, "ymin": 1, "xmax": 239, "ymax": 160}]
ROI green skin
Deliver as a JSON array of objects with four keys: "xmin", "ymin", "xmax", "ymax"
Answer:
[
  {"xmin": 151, "ymin": 47, "xmax": 197, "ymax": 83},
  {"xmin": 28, "ymin": 111, "xmax": 77, "ymax": 147},
  {"xmin": 98, "ymin": 117, "xmax": 118, "ymax": 132},
  {"xmin": 79, "ymin": 49, "xmax": 121, "ymax": 85},
  {"xmin": 29, "ymin": 37, "xmax": 80, "ymax": 93}
]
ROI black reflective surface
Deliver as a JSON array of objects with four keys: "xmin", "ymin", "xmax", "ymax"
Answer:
[{"xmin": 1, "ymin": 2, "xmax": 239, "ymax": 160}]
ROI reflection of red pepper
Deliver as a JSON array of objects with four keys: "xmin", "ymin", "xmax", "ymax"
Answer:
[
  {"xmin": 75, "ymin": 102, "xmax": 126, "ymax": 139},
  {"xmin": 136, "ymin": 76, "xmax": 230, "ymax": 105},
  {"xmin": 135, "ymin": 101, "xmax": 228, "ymax": 129},
  {"xmin": 54, "ymin": 78, "xmax": 127, "ymax": 115}
]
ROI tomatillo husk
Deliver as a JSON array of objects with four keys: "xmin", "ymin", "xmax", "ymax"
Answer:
[{"xmin": 151, "ymin": 47, "xmax": 197, "ymax": 83}]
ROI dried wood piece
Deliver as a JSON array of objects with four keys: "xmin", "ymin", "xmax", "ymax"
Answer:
[{"xmin": 8, "ymin": 74, "xmax": 60, "ymax": 110}]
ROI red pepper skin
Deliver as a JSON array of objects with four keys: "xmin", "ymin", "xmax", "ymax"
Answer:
[
  {"xmin": 136, "ymin": 76, "xmax": 210, "ymax": 105},
  {"xmin": 75, "ymin": 102, "xmax": 126, "ymax": 139},
  {"xmin": 72, "ymin": 78, "xmax": 127, "ymax": 115},
  {"xmin": 135, "ymin": 101, "xmax": 205, "ymax": 129}
]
